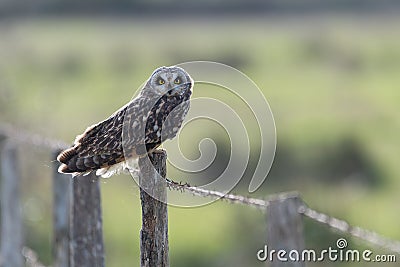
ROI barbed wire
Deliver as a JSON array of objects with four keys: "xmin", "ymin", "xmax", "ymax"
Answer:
[
  {"xmin": 166, "ymin": 179, "xmax": 270, "ymax": 209},
  {"xmin": 299, "ymin": 205, "xmax": 400, "ymax": 254},
  {"xmin": 1, "ymin": 123, "xmax": 400, "ymax": 255},
  {"xmin": 167, "ymin": 180, "xmax": 400, "ymax": 254}
]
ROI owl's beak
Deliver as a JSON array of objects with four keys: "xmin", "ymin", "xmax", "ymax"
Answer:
[{"xmin": 167, "ymin": 83, "xmax": 189, "ymax": 96}]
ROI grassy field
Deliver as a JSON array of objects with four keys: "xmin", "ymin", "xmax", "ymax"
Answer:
[{"xmin": 0, "ymin": 15, "xmax": 399, "ymax": 266}]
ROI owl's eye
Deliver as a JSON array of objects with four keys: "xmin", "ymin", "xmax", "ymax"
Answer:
[
  {"xmin": 157, "ymin": 78, "xmax": 165, "ymax": 85},
  {"xmin": 174, "ymin": 77, "xmax": 181, "ymax": 84}
]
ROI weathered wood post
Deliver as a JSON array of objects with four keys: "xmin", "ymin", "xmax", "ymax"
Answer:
[
  {"xmin": 70, "ymin": 173, "xmax": 104, "ymax": 267},
  {"xmin": 138, "ymin": 150, "xmax": 169, "ymax": 267},
  {"xmin": 52, "ymin": 150, "xmax": 72, "ymax": 267},
  {"xmin": 0, "ymin": 140, "xmax": 24, "ymax": 267},
  {"xmin": 266, "ymin": 193, "xmax": 305, "ymax": 267}
]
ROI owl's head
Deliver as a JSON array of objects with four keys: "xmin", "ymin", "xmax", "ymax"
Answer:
[{"xmin": 145, "ymin": 66, "xmax": 193, "ymax": 97}]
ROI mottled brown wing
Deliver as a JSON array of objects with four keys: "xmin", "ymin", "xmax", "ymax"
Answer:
[
  {"xmin": 57, "ymin": 85, "xmax": 192, "ymax": 176},
  {"xmin": 57, "ymin": 107, "xmax": 127, "ymax": 174}
]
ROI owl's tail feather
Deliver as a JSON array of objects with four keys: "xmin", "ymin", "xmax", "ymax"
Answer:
[
  {"xmin": 57, "ymin": 146, "xmax": 129, "ymax": 178},
  {"xmin": 57, "ymin": 147, "xmax": 79, "ymax": 173},
  {"xmin": 57, "ymin": 147, "xmax": 99, "ymax": 175}
]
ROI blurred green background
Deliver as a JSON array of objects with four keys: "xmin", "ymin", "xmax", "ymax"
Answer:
[{"xmin": 0, "ymin": 1, "xmax": 399, "ymax": 266}]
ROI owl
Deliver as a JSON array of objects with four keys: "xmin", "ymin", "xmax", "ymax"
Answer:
[{"xmin": 57, "ymin": 66, "xmax": 193, "ymax": 177}]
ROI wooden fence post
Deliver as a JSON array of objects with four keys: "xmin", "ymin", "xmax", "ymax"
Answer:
[
  {"xmin": 52, "ymin": 150, "xmax": 72, "ymax": 267},
  {"xmin": 0, "ymin": 140, "xmax": 24, "ymax": 267},
  {"xmin": 138, "ymin": 150, "xmax": 169, "ymax": 267},
  {"xmin": 70, "ymin": 173, "xmax": 104, "ymax": 267},
  {"xmin": 266, "ymin": 193, "xmax": 305, "ymax": 267}
]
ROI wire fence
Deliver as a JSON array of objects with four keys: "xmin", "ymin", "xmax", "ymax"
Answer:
[
  {"xmin": 0, "ymin": 123, "xmax": 399, "ymax": 267},
  {"xmin": 166, "ymin": 180, "xmax": 400, "ymax": 254},
  {"xmin": 0, "ymin": 123, "xmax": 68, "ymax": 150}
]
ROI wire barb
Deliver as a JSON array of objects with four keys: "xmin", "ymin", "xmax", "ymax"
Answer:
[{"xmin": 166, "ymin": 179, "xmax": 269, "ymax": 209}]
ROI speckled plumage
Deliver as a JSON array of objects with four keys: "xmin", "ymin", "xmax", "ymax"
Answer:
[{"xmin": 57, "ymin": 66, "xmax": 193, "ymax": 177}]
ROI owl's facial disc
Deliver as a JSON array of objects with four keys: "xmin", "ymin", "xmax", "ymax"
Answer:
[{"xmin": 150, "ymin": 66, "xmax": 192, "ymax": 96}]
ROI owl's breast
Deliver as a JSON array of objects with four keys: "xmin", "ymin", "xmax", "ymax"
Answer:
[{"xmin": 145, "ymin": 90, "xmax": 191, "ymax": 145}]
